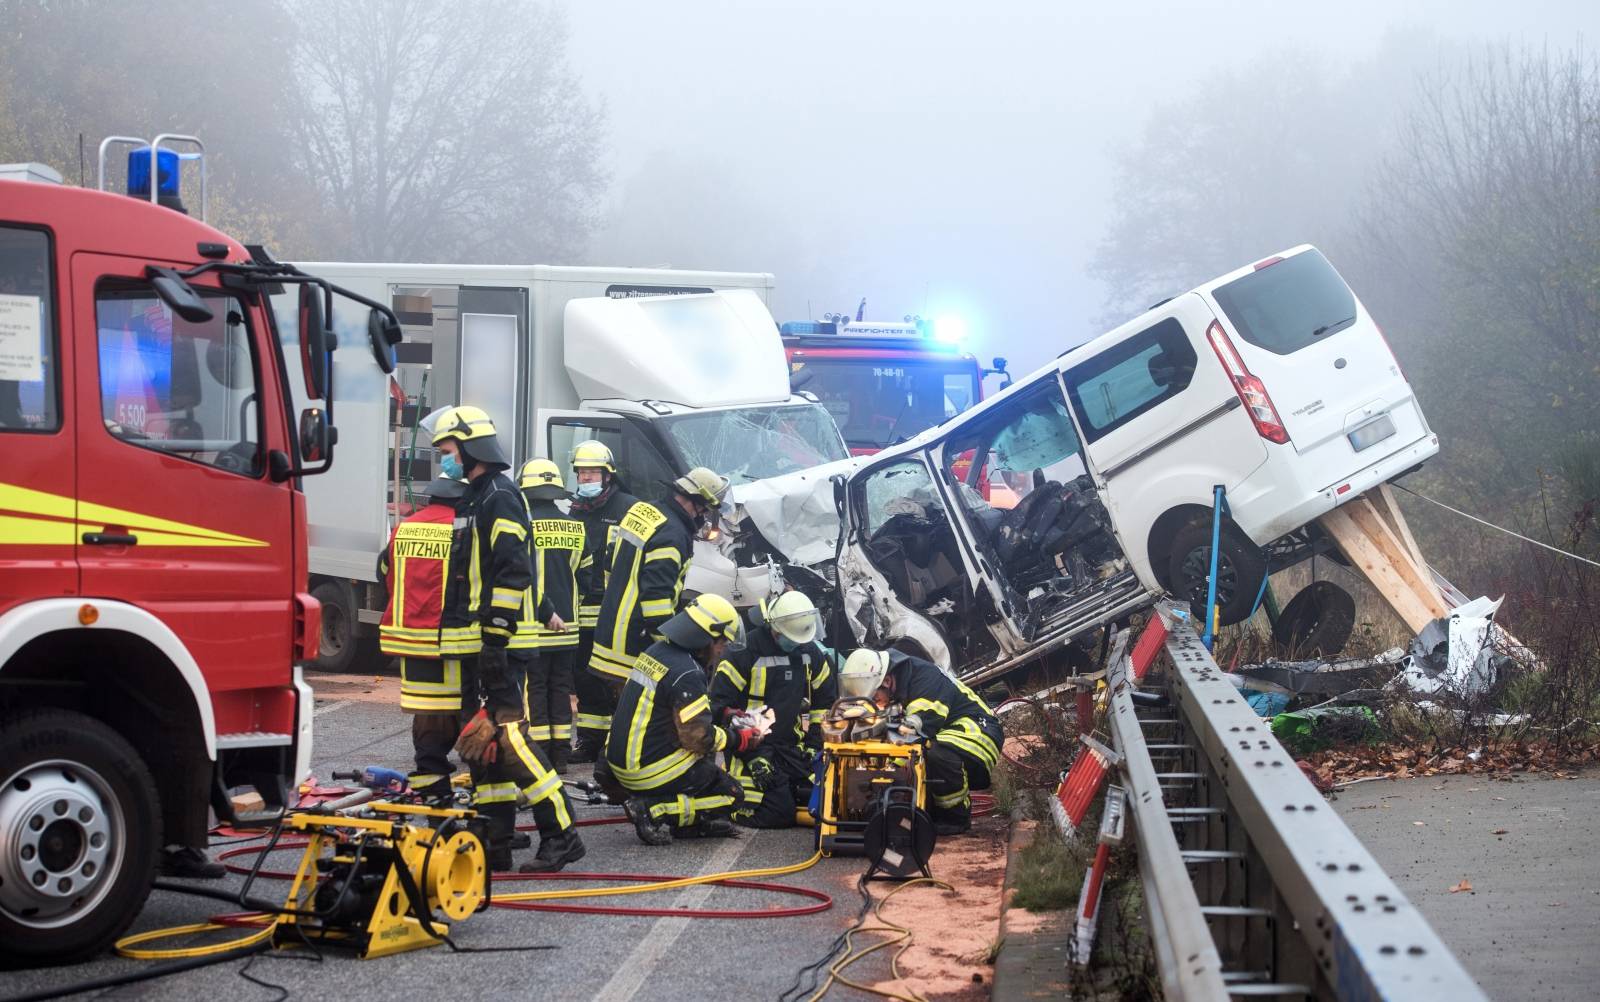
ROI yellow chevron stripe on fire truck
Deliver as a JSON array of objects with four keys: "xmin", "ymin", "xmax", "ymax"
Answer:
[{"xmin": 0, "ymin": 482, "xmax": 268, "ymax": 548}]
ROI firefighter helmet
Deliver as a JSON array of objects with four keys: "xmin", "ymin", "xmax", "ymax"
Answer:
[
  {"xmin": 761, "ymin": 590, "xmax": 820, "ymax": 646},
  {"xmin": 422, "ymin": 475, "xmax": 469, "ymax": 502},
  {"xmin": 660, "ymin": 593, "xmax": 744, "ymax": 652},
  {"xmin": 430, "ymin": 405, "xmax": 511, "ymax": 470},
  {"xmin": 839, "ymin": 649, "xmax": 891, "ymax": 698},
  {"xmin": 518, "ymin": 458, "xmax": 568, "ymax": 500},
  {"xmin": 569, "ymin": 439, "xmax": 616, "ymax": 473},
  {"xmin": 671, "ymin": 467, "xmax": 730, "ymax": 509}
]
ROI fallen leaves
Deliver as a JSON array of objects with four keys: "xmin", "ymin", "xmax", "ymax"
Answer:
[
  {"xmin": 1490, "ymin": 828, "xmax": 1509, "ymax": 835},
  {"xmin": 1449, "ymin": 879, "xmax": 1474, "ymax": 894},
  {"xmin": 1309, "ymin": 738, "xmax": 1599, "ymax": 786}
]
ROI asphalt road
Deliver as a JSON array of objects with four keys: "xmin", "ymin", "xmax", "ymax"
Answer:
[
  {"xmin": 0, "ymin": 672, "xmax": 875, "ymax": 1002},
  {"xmin": 1334, "ymin": 768, "xmax": 1600, "ymax": 1002}
]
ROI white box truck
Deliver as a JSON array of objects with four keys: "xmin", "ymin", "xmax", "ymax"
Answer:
[{"xmin": 286, "ymin": 264, "xmax": 848, "ymax": 669}]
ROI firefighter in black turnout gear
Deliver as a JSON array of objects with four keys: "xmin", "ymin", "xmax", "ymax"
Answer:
[
  {"xmin": 838, "ymin": 647, "xmax": 1002, "ymax": 835},
  {"xmin": 710, "ymin": 591, "xmax": 836, "ymax": 828},
  {"xmin": 588, "ymin": 466, "xmax": 730, "ymax": 683},
  {"xmin": 567, "ymin": 440, "xmax": 631, "ymax": 762},
  {"xmin": 515, "ymin": 458, "xmax": 584, "ymax": 771},
  {"xmin": 431, "ymin": 406, "xmax": 584, "ymax": 873},
  {"xmin": 596, "ymin": 594, "xmax": 765, "ymax": 845}
]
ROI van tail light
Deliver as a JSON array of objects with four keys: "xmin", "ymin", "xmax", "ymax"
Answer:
[
  {"xmin": 1374, "ymin": 322, "xmax": 1406, "ymax": 381},
  {"xmin": 1206, "ymin": 321, "xmax": 1291, "ymax": 445}
]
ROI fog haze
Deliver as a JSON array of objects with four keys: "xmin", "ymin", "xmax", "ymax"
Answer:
[{"xmin": 569, "ymin": 0, "xmax": 1600, "ymax": 375}]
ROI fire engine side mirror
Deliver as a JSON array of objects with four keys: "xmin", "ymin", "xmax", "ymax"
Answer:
[
  {"xmin": 299, "ymin": 407, "xmax": 331, "ymax": 463},
  {"xmin": 148, "ymin": 267, "xmax": 215, "ymax": 324},
  {"xmin": 299, "ymin": 283, "xmax": 332, "ymax": 399},
  {"xmin": 367, "ymin": 307, "xmax": 401, "ymax": 374}
]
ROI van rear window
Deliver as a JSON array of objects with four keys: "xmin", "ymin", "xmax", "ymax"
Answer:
[{"xmin": 1211, "ymin": 250, "xmax": 1357, "ymax": 355}]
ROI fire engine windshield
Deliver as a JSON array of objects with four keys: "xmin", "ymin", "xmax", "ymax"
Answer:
[
  {"xmin": 792, "ymin": 357, "xmax": 980, "ymax": 451},
  {"xmin": 658, "ymin": 402, "xmax": 848, "ymax": 485}
]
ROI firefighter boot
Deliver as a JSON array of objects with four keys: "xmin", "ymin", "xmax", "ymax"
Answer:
[
  {"xmin": 932, "ymin": 808, "xmax": 972, "ymax": 837},
  {"xmin": 627, "ymin": 798, "xmax": 673, "ymax": 846},
  {"xmin": 674, "ymin": 816, "xmax": 740, "ymax": 839},
  {"xmin": 569, "ymin": 738, "xmax": 602, "ymax": 765},
  {"xmin": 518, "ymin": 830, "xmax": 587, "ymax": 873}
]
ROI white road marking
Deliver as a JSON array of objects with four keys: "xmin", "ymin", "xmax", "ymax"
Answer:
[
  {"xmin": 590, "ymin": 832, "xmax": 755, "ymax": 1002},
  {"xmin": 314, "ymin": 700, "xmax": 352, "ymax": 717}
]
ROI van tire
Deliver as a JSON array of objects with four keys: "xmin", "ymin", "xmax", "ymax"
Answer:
[
  {"xmin": 1167, "ymin": 520, "xmax": 1268, "ymax": 627},
  {"xmin": 311, "ymin": 579, "xmax": 358, "ymax": 673},
  {"xmin": 1273, "ymin": 581, "xmax": 1355, "ymax": 657},
  {"xmin": 0, "ymin": 709, "xmax": 160, "ymax": 967}
]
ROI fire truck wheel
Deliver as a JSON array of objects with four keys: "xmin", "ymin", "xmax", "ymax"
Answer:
[
  {"xmin": 311, "ymin": 579, "xmax": 359, "ymax": 672},
  {"xmin": 0, "ymin": 708, "xmax": 160, "ymax": 968},
  {"xmin": 1167, "ymin": 518, "xmax": 1269, "ymax": 628}
]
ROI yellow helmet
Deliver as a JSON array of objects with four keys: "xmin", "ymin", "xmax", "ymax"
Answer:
[
  {"xmin": 671, "ymin": 467, "xmax": 730, "ymax": 509},
  {"xmin": 661, "ymin": 593, "xmax": 744, "ymax": 651},
  {"xmin": 569, "ymin": 439, "xmax": 616, "ymax": 473},
  {"xmin": 431, "ymin": 405, "xmax": 511, "ymax": 469},
  {"xmin": 519, "ymin": 458, "xmax": 568, "ymax": 499}
]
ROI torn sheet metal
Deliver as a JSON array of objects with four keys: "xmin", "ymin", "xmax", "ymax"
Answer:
[
  {"xmin": 1402, "ymin": 596, "xmax": 1505, "ymax": 697},
  {"xmin": 1235, "ymin": 648, "xmax": 1408, "ymax": 695},
  {"xmin": 731, "ymin": 456, "xmax": 863, "ymax": 567}
]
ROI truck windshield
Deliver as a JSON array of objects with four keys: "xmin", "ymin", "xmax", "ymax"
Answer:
[
  {"xmin": 659, "ymin": 402, "xmax": 848, "ymax": 485},
  {"xmin": 791, "ymin": 356, "xmax": 981, "ymax": 451}
]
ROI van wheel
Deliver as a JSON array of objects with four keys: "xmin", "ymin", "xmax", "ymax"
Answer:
[
  {"xmin": 0, "ymin": 709, "xmax": 160, "ymax": 967},
  {"xmin": 1167, "ymin": 520, "xmax": 1268, "ymax": 627},
  {"xmin": 1273, "ymin": 582, "xmax": 1356, "ymax": 658},
  {"xmin": 311, "ymin": 580, "xmax": 358, "ymax": 673}
]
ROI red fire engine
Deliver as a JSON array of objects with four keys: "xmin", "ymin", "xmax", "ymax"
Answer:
[
  {"xmin": 781, "ymin": 313, "xmax": 1007, "ymax": 455},
  {"xmin": 0, "ymin": 138, "xmax": 400, "ymax": 963}
]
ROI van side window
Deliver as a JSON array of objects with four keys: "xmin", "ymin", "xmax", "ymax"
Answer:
[
  {"xmin": 95, "ymin": 286, "xmax": 263, "ymax": 477},
  {"xmin": 547, "ymin": 419, "xmax": 675, "ymax": 508},
  {"xmin": 1064, "ymin": 317, "xmax": 1197, "ymax": 444},
  {"xmin": 0, "ymin": 226, "xmax": 58, "ymax": 432}
]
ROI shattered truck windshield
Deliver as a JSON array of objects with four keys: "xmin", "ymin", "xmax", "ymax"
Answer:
[{"xmin": 660, "ymin": 402, "xmax": 848, "ymax": 485}]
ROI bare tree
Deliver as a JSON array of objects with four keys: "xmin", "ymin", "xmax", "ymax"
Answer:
[{"xmin": 283, "ymin": 0, "xmax": 607, "ymax": 262}]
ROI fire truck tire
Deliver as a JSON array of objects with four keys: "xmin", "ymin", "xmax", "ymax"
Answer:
[
  {"xmin": 0, "ymin": 708, "xmax": 160, "ymax": 968},
  {"xmin": 1167, "ymin": 518, "xmax": 1269, "ymax": 628},
  {"xmin": 311, "ymin": 579, "xmax": 358, "ymax": 672}
]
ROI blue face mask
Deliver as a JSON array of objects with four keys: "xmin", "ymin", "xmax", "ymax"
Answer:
[
  {"xmin": 574, "ymin": 481, "xmax": 603, "ymax": 499},
  {"xmin": 776, "ymin": 634, "xmax": 799, "ymax": 653},
  {"xmin": 440, "ymin": 453, "xmax": 464, "ymax": 480}
]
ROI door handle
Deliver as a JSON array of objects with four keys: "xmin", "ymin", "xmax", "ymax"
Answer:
[{"xmin": 83, "ymin": 532, "xmax": 138, "ymax": 546}]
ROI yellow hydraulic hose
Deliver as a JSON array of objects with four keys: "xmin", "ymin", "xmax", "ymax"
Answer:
[
  {"xmin": 115, "ymin": 918, "xmax": 276, "ymax": 960},
  {"xmin": 808, "ymin": 877, "xmax": 953, "ymax": 1002},
  {"xmin": 495, "ymin": 848, "xmax": 824, "ymax": 902}
]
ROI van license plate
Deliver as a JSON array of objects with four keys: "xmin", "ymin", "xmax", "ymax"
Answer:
[{"xmin": 1348, "ymin": 414, "xmax": 1396, "ymax": 452}]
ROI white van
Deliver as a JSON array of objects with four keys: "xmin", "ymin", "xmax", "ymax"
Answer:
[{"xmin": 735, "ymin": 245, "xmax": 1439, "ymax": 683}]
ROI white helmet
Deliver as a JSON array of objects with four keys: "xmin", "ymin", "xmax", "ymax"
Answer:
[
  {"xmin": 839, "ymin": 649, "xmax": 890, "ymax": 699},
  {"xmin": 763, "ymin": 590, "xmax": 820, "ymax": 647}
]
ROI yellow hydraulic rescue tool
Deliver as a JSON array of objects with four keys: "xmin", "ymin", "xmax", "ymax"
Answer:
[
  {"xmin": 273, "ymin": 801, "xmax": 488, "ymax": 959},
  {"xmin": 815, "ymin": 697, "xmax": 934, "ymax": 879}
]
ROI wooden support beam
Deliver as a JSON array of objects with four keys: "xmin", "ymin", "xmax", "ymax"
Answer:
[{"xmin": 1317, "ymin": 499, "xmax": 1447, "ymax": 634}]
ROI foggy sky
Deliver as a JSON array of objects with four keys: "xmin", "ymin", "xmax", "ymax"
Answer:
[{"xmin": 567, "ymin": 0, "xmax": 1600, "ymax": 378}]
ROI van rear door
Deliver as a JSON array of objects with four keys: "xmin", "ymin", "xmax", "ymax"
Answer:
[{"xmin": 1203, "ymin": 247, "xmax": 1429, "ymax": 472}]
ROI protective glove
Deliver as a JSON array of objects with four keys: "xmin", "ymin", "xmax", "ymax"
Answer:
[
  {"xmin": 730, "ymin": 726, "xmax": 764, "ymax": 754},
  {"xmin": 455, "ymin": 708, "xmax": 499, "ymax": 767},
  {"xmin": 747, "ymin": 755, "xmax": 780, "ymax": 791}
]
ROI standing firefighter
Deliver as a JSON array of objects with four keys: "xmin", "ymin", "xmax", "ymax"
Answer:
[
  {"xmin": 567, "ymin": 439, "xmax": 634, "ymax": 762},
  {"xmin": 597, "ymin": 594, "xmax": 766, "ymax": 844},
  {"xmin": 589, "ymin": 466, "xmax": 730, "ymax": 683},
  {"xmin": 516, "ymin": 458, "xmax": 584, "ymax": 771},
  {"xmin": 837, "ymin": 648, "xmax": 1002, "ymax": 835},
  {"xmin": 431, "ymin": 405, "xmax": 584, "ymax": 873},
  {"xmin": 710, "ymin": 591, "xmax": 836, "ymax": 828},
  {"xmin": 377, "ymin": 474, "xmax": 469, "ymax": 802}
]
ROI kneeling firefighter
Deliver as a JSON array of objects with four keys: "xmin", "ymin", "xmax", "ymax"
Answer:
[
  {"xmin": 710, "ymin": 591, "xmax": 836, "ymax": 828},
  {"xmin": 431, "ymin": 405, "xmax": 584, "ymax": 873},
  {"xmin": 837, "ymin": 647, "xmax": 1002, "ymax": 835},
  {"xmin": 596, "ymin": 593, "xmax": 766, "ymax": 844}
]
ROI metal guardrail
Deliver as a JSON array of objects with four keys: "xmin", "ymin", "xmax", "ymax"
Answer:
[{"xmin": 1105, "ymin": 600, "xmax": 1488, "ymax": 1001}]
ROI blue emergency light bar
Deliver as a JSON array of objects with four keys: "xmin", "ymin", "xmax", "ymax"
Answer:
[{"xmin": 126, "ymin": 147, "xmax": 181, "ymax": 199}]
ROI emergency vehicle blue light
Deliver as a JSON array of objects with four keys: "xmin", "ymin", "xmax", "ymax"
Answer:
[
  {"xmin": 933, "ymin": 315, "xmax": 968, "ymax": 345},
  {"xmin": 127, "ymin": 147, "xmax": 181, "ymax": 198}
]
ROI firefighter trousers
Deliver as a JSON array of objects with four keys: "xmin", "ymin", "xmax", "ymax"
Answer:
[
  {"xmin": 728, "ymin": 744, "xmax": 815, "ymax": 829},
  {"xmin": 400, "ymin": 657, "xmax": 463, "ymax": 797},
  {"xmin": 594, "ymin": 756, "xmax": 744, "ymax": 830},
  {"xmin": 460, "ymin": 655, "xmax": 577, "ymax": 851},
  {"xmin": 925, "ymin": 716, "xmax": 1000, "ymax": 824},
  {"xmin": 572, "ymin": 631, "xmax": 616, "ymax": 752},
  {"xmin": 525, "ymin": 647, "xmax": 576, "ymax": 750}
]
